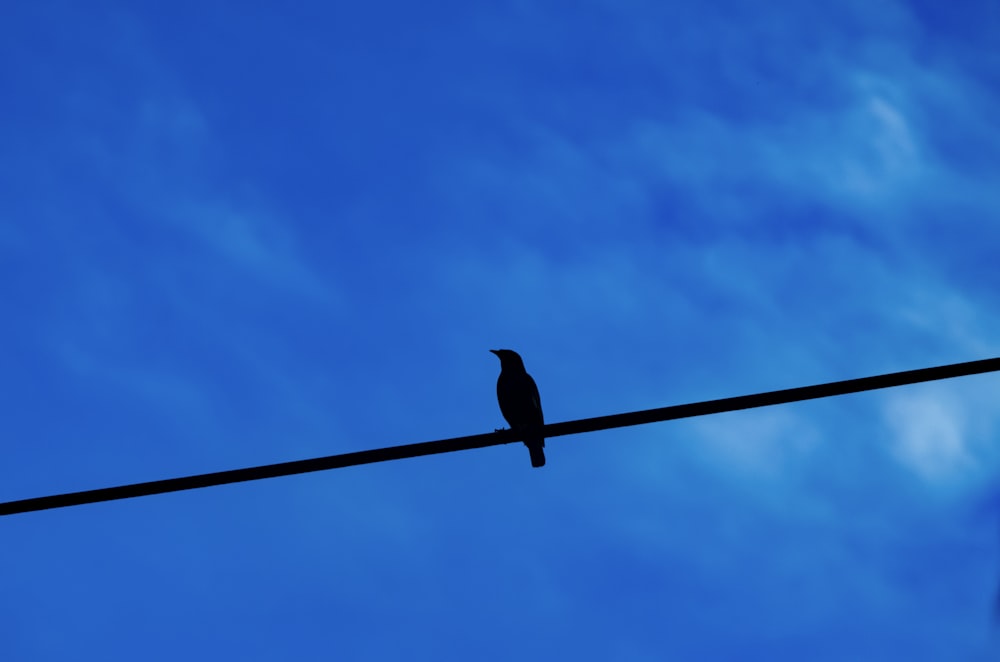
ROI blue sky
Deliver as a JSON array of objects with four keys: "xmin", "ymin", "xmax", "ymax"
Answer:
[{"xmin": 2, "ymin": 1, "xmax": 1000, "ymax": 659}]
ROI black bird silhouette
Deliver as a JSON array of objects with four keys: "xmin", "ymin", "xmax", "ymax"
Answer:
[{"xmin": 490, "ymin": 349, "xmax": 545, "ymax": 468}]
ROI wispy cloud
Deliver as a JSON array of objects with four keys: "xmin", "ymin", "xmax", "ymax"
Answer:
[
  {"xmin": 885, "ymin": 389, "xmax": 976, "ymax": 484},
  {"xmin": 623, "ymin": 73, "xmax": 938, "ymax": 220},
  {"xmin": 161, "ymin": 199, "xmax": 337, "ymax": 302},
  {"xmin": 883, "ymin": 379, "xmax": 1000, "ymax": 492},
  {"xmin": 689, "ymin": 408, "xmax": 823, "ymax": 481}
]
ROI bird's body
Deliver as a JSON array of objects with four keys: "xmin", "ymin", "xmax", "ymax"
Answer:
[{"xmin": 490, "ymin": 349, "xmax": 545, "ymax": 467}]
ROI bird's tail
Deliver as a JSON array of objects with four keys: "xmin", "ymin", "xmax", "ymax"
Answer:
[{"xmin": 525, "ymin": 435, "xmax": 546, "ymax": 468}]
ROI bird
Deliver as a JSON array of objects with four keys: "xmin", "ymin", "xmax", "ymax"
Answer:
[{"xmin": 490, "ymin": 349, "xmax": 545, "ymax": 468}]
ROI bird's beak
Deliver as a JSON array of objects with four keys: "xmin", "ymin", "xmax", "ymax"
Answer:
[{"xmin": 489, "ymin": 349, "xmax": 499, "ymax": 356}]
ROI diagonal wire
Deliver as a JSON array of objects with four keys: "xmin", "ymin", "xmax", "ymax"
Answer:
[{"xmin": 2, "ymin": 356, "xmax": 998, "ymax": 517}]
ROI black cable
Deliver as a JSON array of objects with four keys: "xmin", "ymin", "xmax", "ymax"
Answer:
[{"xmin": 2, "ymin": 356, "xmax": 997, "ymax": 517}]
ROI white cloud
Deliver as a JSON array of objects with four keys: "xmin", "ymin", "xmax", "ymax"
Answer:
[
  {"xmin": 828, "ymin": 83, "xmax": 924, "ymax": 199},
  {"xmin": 162, "ymin": 200, "xmax": 337, "ymax": 303},
  {"xmin": 623, "ymin": 69, "xmax": 939, "ymax": 221},
  {"xmin": 892, "ymin": 282, "xmax": 1000, "ymax": 358},
  {"xmin": 690, "ymin": 408, "xmax": 822, "ymax": 482},
  {"xmin": 884, "ymin": 389, "xmax": 976, "ymax": 484}
]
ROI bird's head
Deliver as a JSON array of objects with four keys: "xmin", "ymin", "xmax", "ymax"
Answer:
[{"xmin": 490, "ymin": 349, "xmax": 526, "ymax": 370}]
